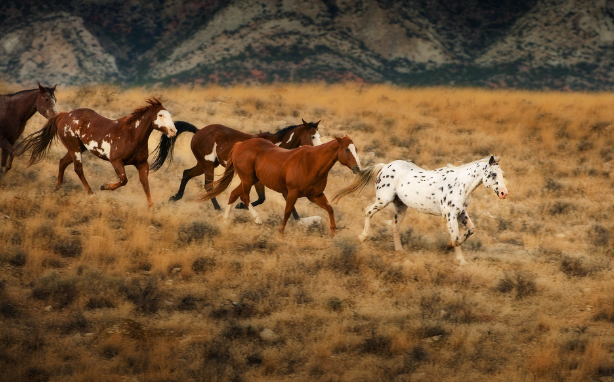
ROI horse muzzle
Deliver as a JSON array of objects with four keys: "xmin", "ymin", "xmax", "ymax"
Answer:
[
  {"xmin": 498, "ymin": 189, "xmax": 508, "ymax": 199},
  {"xmin": 352, "ymin": 165, "xmax": 361, "ymax": 174}
]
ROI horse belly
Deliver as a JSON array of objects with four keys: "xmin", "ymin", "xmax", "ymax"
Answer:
[{"xmin": 396, "ymin": 181, "xmax": 441, "ymax": 216}]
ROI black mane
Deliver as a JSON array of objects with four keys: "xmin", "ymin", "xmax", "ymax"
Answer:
[
  {"xmin": 268, "ymin": 122, "xmax": 318, "ymax": 139},
  {"xmin": 3, "ymin": 87, "xmax": 55, "ymax": 98}
]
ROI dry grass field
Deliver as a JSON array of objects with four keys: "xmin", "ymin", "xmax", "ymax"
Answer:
[{"xmin": 1, "ymin": 83, "xmax": 614, "ymax": 382}]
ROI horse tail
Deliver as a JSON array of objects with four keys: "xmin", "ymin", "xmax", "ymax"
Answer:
[
  {"xmin": 150, "ymin": 121, "xmax": 199, "ymax": 172},
  {"xmin": 331, "ymin": 163, "xmax": 386, "ymax": 204},
  {"xmin": 198, "ymin": 146, "xmax": 236, "ymax": 202},
  {"xmin": 14, "ymin": 112, "xmax": 66, "ymax": 167}
]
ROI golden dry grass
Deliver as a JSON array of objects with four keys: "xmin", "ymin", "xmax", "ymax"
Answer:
[{"xmin": 1, "ymin": 83, "xmax": 614, "ymax": 381}]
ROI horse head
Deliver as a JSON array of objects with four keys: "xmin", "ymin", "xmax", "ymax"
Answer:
[
  {"xmin": 482, "ymin": 155, "xmax": 508, "ymax": 199},
  {"xmin": 335, "ymin": 135, "xmax": 362, "ymax": 174},
  {"xmin": 300, "ymin": 119, "xmax": 322, "ymax": 146},
  {"xmin": 147, "ymin": 98, "xmax": 177, "ymax": 138},
  {"xmin": 36, "ymin": 83, "xmax": 58, "ymax": 119}
]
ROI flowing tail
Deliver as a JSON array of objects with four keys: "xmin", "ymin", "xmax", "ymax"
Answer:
[
  {"xmin": 150, "ymin": 121, "xmax": 199, "ymax": 171},
  {"xmin": 197, "ymin": 147, "xmax": 236, "ymax": 202},
  {"xmin": 331, "ymin": 163, "xmax": 386, "ymax": 204},
  {"xmin": 14, "ymin": 112, "xmax": 66, "ymax": 166}
]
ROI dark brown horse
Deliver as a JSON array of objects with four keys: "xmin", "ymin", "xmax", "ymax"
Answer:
[
  {"xmin": 200, "ymin": 136, "xmax": 362, "ymax": 234},
  {"xmin": 15, "ymin": 98, "xmax": 176, "ymax": 207},
  {"xmin": 0, "ymin": 83, "xmax": 57, "ymax": 174},
  {"xmin": 150, "ymin": 119, "xmax": 321, "ymax": 219}
]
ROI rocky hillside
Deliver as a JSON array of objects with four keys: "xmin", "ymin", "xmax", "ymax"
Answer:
[{"xmin": 1, "ymin": 0, "xmax": 613, "ymax": 90}]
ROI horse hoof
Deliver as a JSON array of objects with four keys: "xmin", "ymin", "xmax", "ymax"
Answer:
[
  {"xmin": 100, "ymin": 185, "xmax": 105, "ymax": 191},
  {"xmin": 235, "ymin": 203, "xmax": 247, "ymax": 210},
  {"xmin": 458, "ymin": 259, "xmax": 468, "ymax": 266},
  {"xmin": 358, "ymin": 234, "xmax": 368, "ymax": 242},
  {"xmin": 255, "ymin": 218, "xmax": 263, "ymax": 225},
  {"xmin": 89, "ymin": 194, "xmax": 96, "ymax": 199},
  {"xmin": 169, "ymin": 196, "xmax": 178, "ymax": 202}
]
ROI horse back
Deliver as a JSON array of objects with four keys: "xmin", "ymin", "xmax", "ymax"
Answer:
[{"xmin": 192, "ymin": 124, "xmax": 256, "ymax": 163}]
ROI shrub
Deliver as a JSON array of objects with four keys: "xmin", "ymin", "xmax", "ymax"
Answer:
[
  {"xmin": 561, "ymin": 257, "xmax": 590, "ymax": 277},
  {"xmin": 31, "ymin": 272, "xmax": 78, "ymax": 308},
  {"xmin": 328, "ymin": 239, "xmax": 361, "ymax": 274},
  {"xmin": 177, "ymin": 222, "xmax": 219, "ymax": 246},
  {"xmin": 362, "ymin": 332, "xmax": 391, "ymax": 356},
  {"xmin": 53, "ymin": 237, "xmax": 82, "ymax": 258},
  {"xmin": 192, "ymin": 257, "xmax": 216, "ymax": 274},
  {"xmin": 496, "ymin": 271, "xmax": 537, "ymax": 299},
  {"xmin": 119, "ymin": 278, "xmax": 161, "ymax": 314}
]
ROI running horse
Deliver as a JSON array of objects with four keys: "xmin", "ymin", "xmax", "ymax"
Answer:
[
  {"xmin": 0, "ymin": 83, "xmax": 58, "ymax": 174},
  {"xmin": 15, "ymin": 98, "xmax": 176, "ymax": 207},
  {"xmin": 150, "ymin": 119, "xmax": 321, "ymax": 219},
  {"xmin": 332, "ymin": 156, "xmax": 508, "ymax": 265},
  {"xmin": 200, "ymin": 136, "xmax": 361, "ymax": 235}
]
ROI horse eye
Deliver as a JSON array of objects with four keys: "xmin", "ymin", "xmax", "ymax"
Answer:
[
  {"xmin": 311, "ymin": 136, "xmax": 315, "ymax": 139},
  {"xmin": 345, "ymin": 148, "xmax": 350, "ymax": 152}
]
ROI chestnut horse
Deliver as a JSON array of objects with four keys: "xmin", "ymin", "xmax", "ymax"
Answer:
[
  {"xmin": 200, "ymin": 136, "xmax": 362, "ymax": 234},
  {"xmin": 15, "ymin": 98, "xmax": 176, "ymax": 207},
  {"xmin": 150, "ymin": 119, "xmax": 321, "ymax": 219},
  {"xmin": 0, "ymin": 83, "xmax": 57, "ymax": 174}
]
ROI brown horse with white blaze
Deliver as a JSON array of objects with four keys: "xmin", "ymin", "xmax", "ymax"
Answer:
[
  {"xmin": 15, "ymin": 98, "xmax": 176, "ymax": 207},
  {"xmin": 200, "ymin": 136, "xmax": 362, "ymax": 234},
  {"xmin": 0, "ymin": 83, "xmax": 57, "ymax": 174}
]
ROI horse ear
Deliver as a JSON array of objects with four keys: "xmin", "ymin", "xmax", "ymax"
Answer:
[
  {"xmin": 489, "ymin": 156, "xmax": 496, "ymax": 165},
  {"xmin": 334, "ymin": 136, "xmax": 342, "ymax": 143},
  {"xmin": 52, "ymin": 84, "xmax": 57, "ymax": 91},
  {"xmin": 302, "ymin": 118, "xmax": 307, "ymax": 125},
  {"xmin": 494, "ymin": 155, "xmax": 500, "ymax": 164},
  {"xmin": 38, "ymin": 83, "xmax": 46, "ymax": 93},
  {"xmin": 314, "ymin": 120, "xmax": 320, "ymax": 128}
]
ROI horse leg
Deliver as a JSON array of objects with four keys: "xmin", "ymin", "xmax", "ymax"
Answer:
[
  {"xmin": 280, "ymin": 190, "xmax": 299, "ymax": 234},
  {"xmin": 55, "ymin": 153, "xmax": 74, "ymax": 191},
  {"xmin": 392, "ymin": 199, "xmax": 408, "ymax": 252},
  {"xmin": 71, "ymin": 152, "xmax": 93, "ymax": 195},
  {"xmin": 5, "ymin": 150, "xmax": 14, "ymax": 172},
  {"xmin": 280, "ymin": 193, "xmax": 301, "ymax": 220},
  {"xmin": 308, "ymin": 194, "xmax": 336, "ymax": 235},
  {"xmin": 200, "ymin": 160, "xmax": 222, "ymax": 210},
  {"xmin": 239, "ymin": 182, "xmax": 262, "ymax": 225},
  {"xmin": 137, "ymin": 162, "xmax": 153, "ymax": 207},
  {"xmin": 359, "ymin": 192, "xmax": 394, "ymax": 242},
  {"xmin": 0, "ymin": 137, "xmax": 13, "ymax": 174},
  {"xmin": 237, "ymin": 181, "xmax": 265, "ymax": 210},
  {"xmin": 223, "ymin": 185, "xmax": 243, "ymax": 222},
  {"xmin": 101, "ymin": 160, "xmax": 128, "ymax": 191},
  {"xmin": 1, "ymin": 149, "xmax": 8, "ymax": 174},
  {"xmin": 445, "ymin": 213, "xmax": 468, "ymax": 266},
  {"xmin": 170, "ymin": 164, "xmax": 204, "ymax": 201},
  {"xmin": 456, "ymin": 211, "xmax": 475, "ymax": 245}
]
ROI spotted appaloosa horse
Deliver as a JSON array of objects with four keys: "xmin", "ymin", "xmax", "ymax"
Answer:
[
  {"xmin": 15, "ymin": 98, "xmax": 176, "ymax": 207},
  {"xmin": 0, "ymin": 83, "xmax": 57, "ymax": 174},
  {"xmin": 332, "ymin": 156, "xmax": 508, "ymax": 265},
  {"xmin": 201, "ymin": 136, "xmax": 361, "ymax": 235},
  {"xmin": 150, "ymin": 119, "xmax": 321, "ymax": 217}
]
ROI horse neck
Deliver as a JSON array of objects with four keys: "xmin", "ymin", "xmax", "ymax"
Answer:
[
  {"xmin": 311, "ymin": 140, "xmax": 340, "ymax": 176},
  {"xmin": 460, "ymin": 161, "xmax": 487, "ymax": 195},
  {"xmin": 255, "ymin": 131, "xmax": 279, "ymax": 144},
  {"xmin": 128, "ymin": 113, "xmax": 156, "ymax": 147},
  {"xmin": 10, "ymin": 90, "xmax": 39, "ymax": 124}
]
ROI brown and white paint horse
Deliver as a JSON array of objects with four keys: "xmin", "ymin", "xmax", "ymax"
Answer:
[
  {"xmin": 15, "ymin": 98, "xmax": 176, "ymax": 207},
  {"xmin": 200, "ymin": 136, "xmax": 361, "ymax": 235},
  {"xmin": 151, "ymin": 119, "xmax": 321, "ymax": 219},
  {"xmin": 0, "ymin": 83, "xmax": 57, "ymax": 174}
]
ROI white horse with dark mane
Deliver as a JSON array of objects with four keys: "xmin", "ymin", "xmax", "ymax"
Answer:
[{"xmin": 332, "ymin": 156, "xmax": 508, "ymax": 265}]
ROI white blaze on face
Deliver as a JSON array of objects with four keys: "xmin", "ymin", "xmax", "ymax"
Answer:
[
  {"xmin": 154, "ymin": 110, "xmax": 176, "ymax": 136},
  {"xmin": 348, "ymin": 143, "xmax": 361, "ymax": 170},
  {"xmin": 312, "ymin": 131, "xmax": 322, "ymax": 146},
  {"xmin": 286, "ymin": 132, "xmax": 294, "ymax": 143},
  {"xmin": 204, "ymin": 142, "xmax": 217, "ymax": 162}
]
